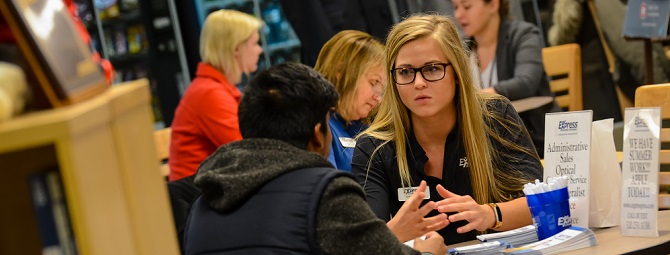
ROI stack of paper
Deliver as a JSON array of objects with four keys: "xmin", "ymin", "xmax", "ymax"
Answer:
[
  {"xmin": 476, "ymin": 225, "xmax": 538, "ymax": 247},
  {"xmin": 502, "ymin": 226, "xmax": 597, "ymax": 255},
  {"xmin": 448, "ymin": 241, "xmax": 512, "ymax": 255}
]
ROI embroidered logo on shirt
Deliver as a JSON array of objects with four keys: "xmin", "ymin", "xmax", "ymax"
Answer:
[{"xmin": 459, "ymin": 157, "xmax": 469, "ymax": 168}]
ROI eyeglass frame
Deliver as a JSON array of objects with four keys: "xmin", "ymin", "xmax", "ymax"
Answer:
[{"xmin": 390, "ymin": 62, "xmax": 452, "ymax": 85}]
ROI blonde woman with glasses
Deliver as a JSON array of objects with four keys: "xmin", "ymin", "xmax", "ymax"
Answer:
[{"xmin": 352, "ymin": 14, "xmax": 542, "ymax": 244}]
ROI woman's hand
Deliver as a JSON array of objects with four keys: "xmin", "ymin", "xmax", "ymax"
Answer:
[
  {"xmin": 413, "ymin": 231, "xmax": 447, "ymax": 255},
  {"xmin": 435, "ymin": 185, "xmax": 495, "ymax": 233},
  {"xmin": 387, "ymin": 181, "xmax": 450, "ymax": 242}
]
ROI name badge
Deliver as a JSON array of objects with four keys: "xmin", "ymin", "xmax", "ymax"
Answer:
[
  {"xmin": 339, "ymin": 137, "xmax": 356, "ymax": 148},
  {"xmin": 397, "ymin": 186, "xmax": 430, "ymax": 201}
]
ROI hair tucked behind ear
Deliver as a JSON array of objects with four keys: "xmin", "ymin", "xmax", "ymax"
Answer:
[{"xmin": 484, "ymin": 0, "xmax": 510, "ymax": 19}]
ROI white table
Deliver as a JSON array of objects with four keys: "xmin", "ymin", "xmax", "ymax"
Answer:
[{"xmin": 450, "ymin": 210, "xmax": 670, "ymax": 254}]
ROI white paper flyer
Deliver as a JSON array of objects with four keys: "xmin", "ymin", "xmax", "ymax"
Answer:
[
  {"xmin": 620, "ymin": 108, "xmax": 660, "ymax": 237},
  {"xmin": 543, "ymin": 111, "xmax": 593, "ymax": 228}
]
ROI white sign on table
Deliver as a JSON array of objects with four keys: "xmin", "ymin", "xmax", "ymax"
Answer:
[
  {"xmin": 621, "ymin": 108, "xmax": 661, "ymax": 237},
  {"xmin": 543, "ymin": 111, "xmax": 593, "ymax": 228}
]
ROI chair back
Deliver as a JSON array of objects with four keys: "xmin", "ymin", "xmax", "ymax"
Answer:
[
  {"xmin": 542, "ymin": 43, "xmax": 583, "ymax": 111},
  {"xmin": 635, "ymin": 83, "xmax": 670, "ymax": 209},
  {"xmin": 154, "ymin": 127, "xmax": 171, "ymax": 178}
]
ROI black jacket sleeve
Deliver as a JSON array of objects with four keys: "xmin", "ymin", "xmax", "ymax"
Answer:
[
  {"xmin": 494, "ymin": 21, "xmax": 548, "ymax": 100},
  {"xmin": 316, "ymin": 176, "xmax": 420, "ymax": 255},
  {"xmin": 351, "ymin": 136, "xmax": 394, "ymax": 221}
]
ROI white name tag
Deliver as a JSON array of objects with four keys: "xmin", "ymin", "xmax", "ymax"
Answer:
[
  {"xmin": 339, "ymin": 137, "xmax": 356, "ymax": 148},
  {"xmin": 397, "ymin": 186, "xmax": 430, "ymax": 201}
]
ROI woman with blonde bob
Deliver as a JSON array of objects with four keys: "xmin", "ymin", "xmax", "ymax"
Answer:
[
  {"xmin": 314, "ymin": 30, "xmax": 385, "ymax": 171},
  {"xmin": 169, "ymin": 10, "xmax": 263, "ymax": 181},
  {"xmin": 352, "ymin": 14, "xmax": 542, "ymax": 244}
]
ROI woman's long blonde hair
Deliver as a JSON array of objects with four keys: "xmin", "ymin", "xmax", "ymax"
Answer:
[
  {"xmin": 359, "ymin": 14, "xmax": 538, "ymax": 205},
  {"xmin": 200, "ymin": 9, "xmax": 262, "ymax": 81},
  {"xmin": 314, "ymin": 30, "xmax": 384, "ymax": 124}
]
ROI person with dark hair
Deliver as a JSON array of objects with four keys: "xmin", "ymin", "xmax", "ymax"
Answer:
[
  {"xmin": 452, "ymin": 0, "xmax": 561, "ymax": 157},
  {"xmin": 182, "ymin": 62, "xmax": 446, "ymax": 255}
]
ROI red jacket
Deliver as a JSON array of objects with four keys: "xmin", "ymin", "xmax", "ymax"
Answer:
[{"xmin": 168, "ymin": 63, "xmax": 243, "ymax": 181}]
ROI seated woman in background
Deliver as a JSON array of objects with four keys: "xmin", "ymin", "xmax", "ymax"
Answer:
[
  {"xmin": 452, "ymin": 0, "xmax": 560, "ymax": 157},
  {"xmin": 352, "ymin": 14, "xmax": 543, "ymax": 244},
  {"xmin": 168, "ymin": 10, "xmax": 263, "ymax": 181},
  {"xmin": 314, "ymin": 30, "xmax": 385, "ymax": 171}
]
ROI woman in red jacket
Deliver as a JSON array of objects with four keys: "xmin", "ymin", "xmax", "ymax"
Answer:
[{"xmin": 169, "ymin": 10, "xmax": 263, "ymax": 181}]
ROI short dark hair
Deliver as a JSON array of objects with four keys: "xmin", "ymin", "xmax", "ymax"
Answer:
[{"xmin": 238, "ymin": 62, "xmax": 339, "ymax": 149}]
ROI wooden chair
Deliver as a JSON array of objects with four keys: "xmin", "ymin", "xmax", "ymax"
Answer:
[
  {"xmin": 635, "ymin": 83, "xmax": 670, "ymax": 209},
  {"xmin": 542, "ymin": 43, "xmax": 583, "ymax": 111},
  {"xmin": 154, "ymin": 127, "xmax": 171, "ymax": 178}
]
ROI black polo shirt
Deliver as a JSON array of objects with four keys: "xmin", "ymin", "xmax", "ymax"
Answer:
[{"xmin": 352, "ymin": 98, "xmax": 543, "ymax": 245}]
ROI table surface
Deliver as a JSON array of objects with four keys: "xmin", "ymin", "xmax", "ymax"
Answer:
[
  {"xmin": 510, "ymin": 96, "xmax": 553, "ymax": 113},
  {"xmin": 450, "ymin": 210, "xmax": 670, "ymax": 254}
]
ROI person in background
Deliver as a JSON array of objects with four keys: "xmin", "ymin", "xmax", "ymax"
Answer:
[
  {"xmin": 352, "ymin": 14, "xmax": 542, "ymax": 244},
  {"xmin": 278, "ymin": 0, "xmax": 395, "ymax": 67},
  {"xmin": 183, "ymin": 62, "xmax": 447, "ymax": 255},
  {"xmin": 591, "ymin": 0, "xmax": 670, "ymax": 104},
  {"xmin": 314, "ymin": 30, "xmax": 384, "ymax": 171},
  {"xmin": 452, "ymin": 0, "xmax": 560, "ymax": 157},
  {"xmin": 168, "ymin": 10, "xmax": 263, "ymax": 181},
  {"xmin": 547, "ymin": 0, "xmax": 622, "ymax": 122}
]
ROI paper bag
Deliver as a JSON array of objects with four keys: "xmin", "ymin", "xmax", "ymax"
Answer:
[{"xmin": 588, "ymin": 118, "xmax": 621, "ymax": 228}]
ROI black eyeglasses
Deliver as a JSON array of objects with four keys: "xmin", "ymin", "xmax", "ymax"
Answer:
[{"xmin": 390, "ymin": 63, "xmax": 452, "ymax": 85}]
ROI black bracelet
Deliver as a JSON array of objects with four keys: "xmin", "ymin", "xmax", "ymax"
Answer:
[{"xmin": 488, "ymin": 203, "xmax": 503, "ymax": 229}]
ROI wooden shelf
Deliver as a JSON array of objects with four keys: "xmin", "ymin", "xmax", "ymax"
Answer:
[{"xmin": 0, "ymin": 79, "xmax": 178, "ymax": 255}]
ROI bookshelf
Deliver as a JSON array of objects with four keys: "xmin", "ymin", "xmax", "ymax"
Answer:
[{"xmin": 0, "ymin": 79, "xmax": 178, "ymax": 255}]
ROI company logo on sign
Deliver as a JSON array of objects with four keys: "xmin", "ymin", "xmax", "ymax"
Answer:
[
  {"xmin": 558, "ymin": 215, "xmax": 572, "ymax": 228},
  {"xmin": 640, "ymin": 2, "xmax": 647, "ymax": 19},
  {"xmin": 558, "ymin": 120, "xmax": 578, "ymax": 131},
  {"xmin": 634, "ymin": 116, "xmax": 648, "ymax": 128}
]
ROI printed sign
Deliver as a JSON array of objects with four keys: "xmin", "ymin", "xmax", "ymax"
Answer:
[
  {"xmin": 623, "ymin": 0, "xmax": 670, "ymax": 38},
  {"xmin": 543, "ymin": 111, "xmax": 593, "ymax": 228},
  {"xmin": 621, "ymin": 108, "xmax": 660, "ymax": 237}
]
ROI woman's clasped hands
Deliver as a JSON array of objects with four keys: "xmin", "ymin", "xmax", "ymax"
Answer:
[
  {"xmin": 387, "ymin": 181, "xmax": 450, "ymax": 242},
  {"xmin": 435, "ymin": 185, "xmax": 495, "ymax": 234},
  {"xmin": 389, "ymin": 181, "xmax": 498, "ymax": 241}
]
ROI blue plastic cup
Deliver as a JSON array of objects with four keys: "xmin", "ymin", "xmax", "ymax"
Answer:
[{"xmin": 526, "ymin": 187, "xmax": 572, "ymax": 240}]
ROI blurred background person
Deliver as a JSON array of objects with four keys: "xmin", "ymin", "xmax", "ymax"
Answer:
[
  {"xmin": 279, "ymin": 0, "xmax": 394, "ymax": 67},
  {"xmin": 547, "ymin": 0, "xmax": 622, "ymax": 122},
  {"xmin": 314, "ymin": 30, "xmax": 385, "ymax": 171},
  {"xmin": 168, "ymin": 10, "xmax": 263, "ymax": 181},
  {"xmin": 452, "ymin": 0, "xmax": 560, "ymax": 157}
]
